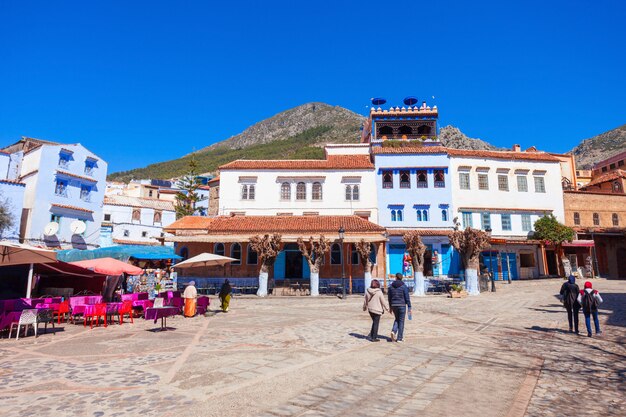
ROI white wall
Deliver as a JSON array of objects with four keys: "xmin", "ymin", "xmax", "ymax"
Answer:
[{"xmin": 103, "ymin": 203, "xmax": 175, "ymax": 246}]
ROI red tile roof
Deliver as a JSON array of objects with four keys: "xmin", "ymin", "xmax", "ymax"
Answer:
[
  {"xmin": 0, "ymin": 179, "xmax": 25, "ymax": 186},
  {"xmin": 50, "ymin": 203, "xmax": 94, "ymax": 213},
  {"xmin": 56, "ymin": 170, "xmax": 98, "ymax": 182},
  {"xmin": 219, "ymin": 155, "xmax": 374, "ymax": 170},
  {"xmin": 581, "ymin": 169, "xmax": 626, "ymax": 189},
  {"xmin": 387, "ymin": 228, "xmax": 453, "ymax": 236},
  {"xmin": 372, "ymin": 145, "xmax": 561, "ymax": 162},
  {"xmin": 166, "ymin": 215, "xmax": 385, "ymax": 234}
]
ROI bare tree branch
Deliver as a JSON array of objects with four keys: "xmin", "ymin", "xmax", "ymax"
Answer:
[
  {"xmin": 402, "ymin": 230, "xmax": 426, "ymax": 273},
  {"xmin": 249, "ymin": 234, "xmax": 282, "ymax": 274}
]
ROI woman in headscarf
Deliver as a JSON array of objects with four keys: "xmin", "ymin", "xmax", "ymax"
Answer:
[
  {"xmin": 219, "ymin": 279, "xmax": 232, "ymax": 312},
  {"xmin": 183, "ymin": 281, "xmax": 198, "ymax": 317}
]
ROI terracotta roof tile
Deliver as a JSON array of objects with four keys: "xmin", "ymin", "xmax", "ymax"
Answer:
[
  {"xmin": 372, "ymin": 145, "xmax": 561, "ymax": 162},
  {"xmin": 56, "ymin": 170, "xmax": 98, "ymax": 182},
  {"xmin": 50, "ymin": 203, "xmax": 94, "ymax": 214},
  {"xmin": 104, "ymin": 195, "xmax": 175, "ymax": 211},
  {"xmin": 163, "ymin": 216, "xmax": 214, "ymax": 231},
  {"xmin": 219, "ymin": 155, "xmax": 374, "ymax": 170},
  {"xmin": 581, "ymin": 169, "xmax": 626, "ymax": 189},
  {"xmin": 0, "ymin": 179, "xmax": 25, "ymax": 186}
]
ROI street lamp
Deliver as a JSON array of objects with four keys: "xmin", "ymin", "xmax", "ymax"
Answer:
[{"xmin": 339, "ymin": 226, "xmax": 346, "ymax": 299}]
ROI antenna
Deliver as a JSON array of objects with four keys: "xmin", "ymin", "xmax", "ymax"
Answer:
[
  {"xmin": 403, "ymin": 96, "xmax": 418, "ymax": 106},
  {"xmin": 43, "ymin": 222, "xmax": 59, "ymax": 236},
  {"xmin": 70, "ymin": 220, "xmax": 86, "ymax": 235}
]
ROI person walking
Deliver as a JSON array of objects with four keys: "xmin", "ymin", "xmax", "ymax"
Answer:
[
  {"xmin": 388, "ymin": 273, "xmax": 412, "ymax": 342},
  {"xmin": 219, "ymin": 279, "xmax": 232, "ymax": 312},
  {"xmin": 363, "ymin": 279, "xmax": 389, "ymax": 342},
  {"xmin": 577, "ymin": 281, "xmax": 603, "ymax": 337},
  {"xmin": 183, "ymin": 281, "xmax": 198, "ymax": 317},
  {"xmin": 559, "ymin": 275, "xmax": 581, "ymax": 334}
]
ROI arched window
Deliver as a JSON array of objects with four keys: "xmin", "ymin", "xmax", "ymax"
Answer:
[
  {"xmin": 593, "ymin": 213, "xmax": 600, "ymax": 226},
  {"xmin": 423, "ymin": 210, "xmax": 429, "ymax": 221},
  {"xmin": 613, "ymin": 181, "xmax": 623, "ymax": 193},
  {"xmin": 214, "ymin": 243, "xmax": 225, "ymax": 256},
  {"xmin": 352, "ymin": 184, "xmax": 359, "ymax": 201},
  {"xmin": 296, "ymin": 182, "xmax": 306, "ymax": 200},
  {"xmin": 330, "ymin": 243, "xmax": 342, "ymax": 264},
  {"xmin": 230, "ymin": 243, "xmax": 241, "ymax": 265},
  {"xmin": 312, "ymin": 182, "xmax": 322, "ymax": 200},
  {"xmin": 351, "ymin": 244, "xmax": 359, "ymax": 264},
  {"xmin": 397, "ymin": 209, "xmax": 403, "ymax": 222},
  {"xmin": 132, "ymin": 209, "xmax": 141, "ymax": 222},
  {"xmin": 400, "ymin": 170, "xmax": 410, "ymax": 188},
  {"xmin": 179, "ymin": 247, "xmax": 189, "ymax": 260},
  {"xmin": 383, "ymin": 171, "xmax": 393, "ymax": 189},
  {"xmin": 391, "ymin": 210, "xmax": 397, "ymax": 222},
  {"xmin": 416, "ymin": 210, "xmax": 422, "ymax": 221},
  {"xmin": 281, "ymin": 182, "xmax": 291, "ymax": 200},
  {"xmin": 442, "ymin": 209, "xmax": 448, "ymax": 222},
  {"xmin": 379, "ymin": 125, "xmax": 393, "ymax": 137},
  {"xmin": 247, "ymin": 244, "xmax": 258, "ymax": 265},
  {"xmin": 612, "ymin": 213, "xmax": 619, "ymax": 226},
  {"xmin": 398, "ymin": 125, "xmax": 412, "ymax": 135},
  {"xmin": 345, "ymin": 185, "xmax": 352, "ymax": 200},
  {"xmin": 417, "ymin": 125, "xmax": 431, "ymax": 135},
  {"xmin": 573, "ymin": 212, "xmax": 580, "ymax": 225},
  {"xmin": 416, "ymin": 170, "xmax": 428, "ymax": 188},
  {"xmin": 153, "ymin": 211, "xmax": 162, "ymax": 224}
]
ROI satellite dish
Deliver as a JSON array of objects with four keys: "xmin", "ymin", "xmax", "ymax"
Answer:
[
  {"xmin": 403, "ymin": 96, "xmax": 418, "ymax": 106},
  {"xmin": 70, "ymin": 220, "xmax": 86, "ymax": 235},
  {"xmin": 44, "ymin": 222, "xmax": 59, "ymax": 236},
  {"xmin": 371, "ymin": 97, "xmax": 386, "ymax": 106}
]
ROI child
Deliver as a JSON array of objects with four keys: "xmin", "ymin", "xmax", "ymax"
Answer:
[{"xmin": 577, "ymin": 281, "xmax": 603, "ymax": 337}]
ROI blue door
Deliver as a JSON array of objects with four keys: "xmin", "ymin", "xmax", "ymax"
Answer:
[
  {"xmin": 388, "ymin": 244, "xmax": 406, "ymax": 276},
  {"xmin": 274, "ymin": 251, "xmax": 286, "ymax": 280},
  {"xmin": 303, "ymin": 257, "xmax": 310, "ymax": 279},
  {"xmin": 502, "ymin": 253, "xmax": 518, "ymax": 281}
]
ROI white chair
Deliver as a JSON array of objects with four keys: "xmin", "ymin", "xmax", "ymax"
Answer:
[
  {"xmin": 153, "ymin": 298, "xmax": 164, "ymax": 308},
  {"xmin": 9, "ymin": 309, "xmax": 38, "ymax": 340}
]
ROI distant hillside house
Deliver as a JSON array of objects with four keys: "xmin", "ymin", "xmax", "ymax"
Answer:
[{"xmin": 1, "ymin": 137, "xmax": 107, "ymax": 249}]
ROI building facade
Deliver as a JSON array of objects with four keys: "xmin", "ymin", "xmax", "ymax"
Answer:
[{"xmin": 0, "ymin": 151, "xmax": 25, "ymax": 241}]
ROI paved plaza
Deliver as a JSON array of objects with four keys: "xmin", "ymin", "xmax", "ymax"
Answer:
[{"xmin": 0, "ymin": 279, "xmax": 624, "ymax": 417}]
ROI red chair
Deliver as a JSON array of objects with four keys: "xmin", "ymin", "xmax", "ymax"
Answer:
[
  {"xmin": 84, "ymin": 303, "xmax": 107, "ymax": 329},
  {"xmin": 56, "ymin": 300, "xmax": 70, "ymax": 324},
  {"xmin": 117, "ymin": 301, "xmax": 134, "ymax": 325}
]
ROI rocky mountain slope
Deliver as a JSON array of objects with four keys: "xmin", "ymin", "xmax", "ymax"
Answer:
[
  {"xmin": 568, "ymin": 124, "xmax": 626, "ymax": 169},
  {"xmin": 438, "ymin": 125, "xmax": 501, "ymax": 150}
]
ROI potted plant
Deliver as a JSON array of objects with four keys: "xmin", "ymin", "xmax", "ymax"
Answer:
[{"xmin": 449, "ymin": 284, "xmax": 468, "ymax": 298}]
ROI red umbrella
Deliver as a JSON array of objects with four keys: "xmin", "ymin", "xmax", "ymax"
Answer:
[{"xmin": 69, "ymin": 257, "xmax": 143, "ymax": 275}]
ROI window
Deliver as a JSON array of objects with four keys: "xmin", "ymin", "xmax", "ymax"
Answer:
[
  {"xmin": 330, "ymin": 243, "xmax": 342, "ymax": 265},
  {"xmin": 398, "ymin": 125, "xmax": 412, "ymax": 135},
  {"xmin": 397, "ymin": 209, "xmax": 403, "ymax": 221},
  {"xmin": 351, "ymin": 244, "xmax": 359, "ymax": 265},
  {"xmin": 613, "ymin": 181, "xmax": 623, "ymax": 193},
  {"xmin": 352, "ymin": 184, "xmax": 359, "ymax": 201},
  {"xmin": 612, "ymin": 213, "xmax": 619, "ymax": 226},
  {"xmin": 501, "ymin": 214, "xmax": 512, "ymax": 231},
  {"xmin": 459, "ymin": 172, "xmax": 470, "ymax": 190},
  {"xmin": 231, "ymin": 243, "xmax": 241, "ymax": 265},
  {"xmin": 247, "ymin": 244, "xmax": 258, "ymax": 265},
  {"xmin": 50, "ymin": 214, "xmax": 62, "ymax": 224},
  {"xmin": 602, "ymin": 166, "xmax": 608, "ymax": 172},
  {"xmin": 478, "ymin": 174, "xmax": 489, "ymax": 190},
  {"xmin": 517, "ymin": 176, "xmax": 528, "ymax": 192},
  {"xmin": 154, "ymin": 211, "xmax": 162, "ymax": 224},
  {"xmin": 383, "ymin": 171, "xmax": 393, "ymax": 189},
  {"xmin": 103, "ymin": 214, "xmax": 111, "ymax": 222},
  {"xmin": 481, "ymin": 212, "xmax": 491, "ymax": 230},
  {"xmin": 416, "ymin": 210, "xmax": 422, "ymax": 221},
  {"xmin": 534, "ymin": 176, "xmax": 546, "ymax": 193},
  {"xmin": 391, "ymin": 209, "xmax": 403, "ymax": 222},
  {"xmin": 610, "ymin": 163, "xmax": 616, "ymax": 169},
  {"xmin": 619, "ymin": 160, "xmax": 624, "ymax": 167},
  {"xmin": 123, "ymin": 229, "xmax": 129, "ymax": 237},
  {"xmin": 345, "ymin": 185, "xmax": 352, "ymax": 200},
  {"xmin": 379, "ymin": 125, "xmax": 393, "ymax": 137},
  {"xmin": 498, "ymin": 175, "xmax": 509, "ymax": 191},
  {"xmin": 80, "ymin": 185, "xmax": 91, "ymax": 202},
  {"xmin": 422, "ymin": 210, "xmax": 429, "ymax": 221},
  {"xmin": 519, "ymin": 253, "xmax": 535, "ymax": 268},
  {"xmin": 84, "ymin": 160, "xmax": 95, "ymax": 176},
  {"xmin": 522, "ymin": 214, "xmax": 532, "ymax": 231},
  {"xmin": 593, "ymin": 213, "xmax": 599, "ymax": 226},
  {"xmin": 58, "ymin": 153, "xmax": 70, "ymax": 168},
  {"xmin": 462, "ymin": 212, "xmax": 473, "ymax": 228},
  {"xmin": 400, "ymin": 170, "xmax": 410, "ymax": 188},
  {"xmin": 281, "ymin": 182, "xmax": 291, "ymax": 200},
  {"xmin": 296, "ymin": 182, "xmax": 306, "ymax": 200},
  {"xmin": 312, "ymin": 182, "xmax": 322, "ymax": 200},
  {"xmin": 214, "ymin": 243, "xmax": 225, "ymax": 256},
  {"xmin": 55, "ymin": 179, "xmax": 68, "ymax": 197},
  {"xmin": 434, "ymin": 170, "xmax": 445, "ymax": 188},
  {"xmin": 416, "ymin": 170, "xmax": 428, "ymax": 188},
  {"xmin": 132, "ymin": 209, "xmax": 141, "ymax": 222},
  {"xmin": 141, "ymin": 231, "xmax": 148, "ymax": 238},
  {"xmin": 573, "ymin": 212, "xmax": 580, "ymax": 225},
  {"xmin": 241, "ymin": 184, "xmax": 255, "ymax": 200},
  {"xmin": 442, "ymin": 209, "xmax": 448, "ymax": 222},
  {"xmin": 148, "ymin": 190, "xmax": 153, "ymax": 197}
]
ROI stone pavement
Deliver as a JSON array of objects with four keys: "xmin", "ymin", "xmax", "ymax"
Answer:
[{"xmin": 0, "ymin": 279, "xmax": 624, "ymax": 417}]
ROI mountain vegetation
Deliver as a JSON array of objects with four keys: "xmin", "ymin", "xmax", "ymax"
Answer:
[{"xmin": 568, "ymin": 124, "xmax": 626, "ymax": 169}]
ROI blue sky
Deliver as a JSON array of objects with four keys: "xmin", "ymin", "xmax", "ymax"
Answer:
[{"xmin": 1, "ymin": 0, "xmax": 625, "ymax": 173}]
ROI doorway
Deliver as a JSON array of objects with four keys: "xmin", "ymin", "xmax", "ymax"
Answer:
[{"xmin": 284, "ymin": 243, "xmax": 304, "ymax": 279}]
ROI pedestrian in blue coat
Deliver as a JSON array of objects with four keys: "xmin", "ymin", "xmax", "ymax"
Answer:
[{"xmin": 388, "ymin": 273, "xmax": 412, "ymax": 342}]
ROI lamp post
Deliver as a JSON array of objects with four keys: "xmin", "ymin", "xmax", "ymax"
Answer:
[
  {"xmin": 485, "ymin": 227, "xmax": 496, "ymax": 292},
  {"xmin": 339, "ymin": 226, "xmax": 346, "ymax": 299}
]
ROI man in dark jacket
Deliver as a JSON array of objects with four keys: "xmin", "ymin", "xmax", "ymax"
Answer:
[
  {"xmin": 559, "ymin": 275, "xmax": 580, "ymax": 334},
  {"xmin": 388, "ymin": 273, "xmax": 412, "ymax": 342}
]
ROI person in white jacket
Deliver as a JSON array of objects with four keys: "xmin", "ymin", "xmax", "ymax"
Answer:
[
  {"xmin": 577, "ymin": 281, "xmax": 603, "ymax": 337},
  {"xmin": 363, "ymin": 279, "xmax": 390, "ymax": 342}
]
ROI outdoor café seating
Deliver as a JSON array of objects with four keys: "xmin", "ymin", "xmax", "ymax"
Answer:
[
  {"xmin": 197, "ymin": 296, "xmax": 210, "ymax": 315},
  {"xmin": 83, "ymin": 303, "xmax": 107, "ymax": 329},
  {"xmin": 9, "ymin": 309, "xmax": 38, "ymax": 340}
]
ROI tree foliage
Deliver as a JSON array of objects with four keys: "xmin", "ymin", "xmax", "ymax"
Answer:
[
  {"xmin": 355, "ymin": 239, "xmax": 375, "ymax": 273},
  {"xmin": 448, "ymin": 228, "xmax": 491, "ymax": 270},
  {"xmin": 174, "ymin": 155, "xmax": 207, "ymax": 219},
  {"xmin": 249, "ymin": 234, "xmax": 282, "ymax": 274},
  {"xmin": 0, "ymin": 194, "xmax": 14, "ymax": 238},
  {"xmin": 297, "ymin": 235, "xmax": 330, "ymax": 274},
  {"xmin": 532, "ymin": 214, "xmax": 575, "ymax": 246},
  {"xmin": 403, "ymin": 230, "xmax": 426, "ymax": 273}
]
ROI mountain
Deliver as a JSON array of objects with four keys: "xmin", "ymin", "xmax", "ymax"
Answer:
[
  {"xmin": 438, "ymin": 125, "xmax": 501, "ymax": 151},
  {"xmin": 568, "ymin": 124, "xmax": 626, "ymax": 169},
  {"xmin": 108, "ymin": 103, "xmax": 365, "ymax": 182}
]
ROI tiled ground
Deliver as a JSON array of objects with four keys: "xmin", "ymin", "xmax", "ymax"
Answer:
[{"xmin": 0, "ymin": 278, "xmax": 624, "ymax": 417}]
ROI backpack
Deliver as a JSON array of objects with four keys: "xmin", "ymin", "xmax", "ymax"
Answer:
[{"xmin": 582, "ymin": 291, "xmax": 598, "ymax": 313}]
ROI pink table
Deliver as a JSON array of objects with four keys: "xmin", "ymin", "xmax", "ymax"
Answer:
[
  {"xmin": 0, "ymin": 311, "xmax": 21, "ymax": 331},
  {"xmin": 144, "ymin": 307, "xmax": 178, "ymax": 331}
]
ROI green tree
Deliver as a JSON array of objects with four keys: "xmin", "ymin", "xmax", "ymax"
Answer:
[
  {"xmin": 0, "ymin": 194, "xmax": 14, "ymax": 238},
  {"xmin": 532, "ymin": 214, "xmax": 575, "ymax": 277},
  {"xmin": 174, "ymin": 156, "xmax": 207, "ymax": 219}
]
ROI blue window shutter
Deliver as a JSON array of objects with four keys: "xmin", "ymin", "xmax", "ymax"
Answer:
[{"xmin": 274, "ymin": 251, "xmax": 286, "ymax": 279}]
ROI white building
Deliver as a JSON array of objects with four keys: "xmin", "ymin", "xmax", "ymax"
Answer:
[
  {"xmin": 218, "ymin": 144, "xmax": 378, "ymax": 221},
  {"xmin": 102, "ymin": 194, "xmax": 176, "ymax": 246},
  {"xmin": 0, "ymin": 151, "xmax": 25, "ymax": 241},
  {"xmin": 1, "ymin": 137, "xmax": 107, "ymax": 249},
  {"xmin": 449, "ymin": 146, "xmax": 566, "ymax": 279}
]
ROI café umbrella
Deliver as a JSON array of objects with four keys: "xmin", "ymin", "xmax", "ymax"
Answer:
[
  {"xmin": 0, "ymin": 241, "xmax": 58, "ymax": 298},
  {"xmin": 172, "ymin": 253, "xmax": 237, "ymax": 269}
]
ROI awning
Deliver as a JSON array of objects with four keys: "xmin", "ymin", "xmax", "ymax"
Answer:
[
  {"xmin": 35, "ymin": 261, "xmax": 107, "ymax": 278},
  {"xmin": 57, "ymin": 245, "xmax": 182, "ymax": 262},
  {"xmin": 70, "ymin": 258, "xmax": 144, "ymax": 275},
  {"xmin": 562, "ymin": 240, "xmax": 595, "ymax": 248},
  {"xmin": 0, "ymin": 241, "xmax": 57, "ymax": 266}
]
